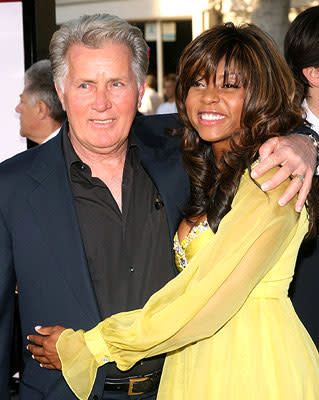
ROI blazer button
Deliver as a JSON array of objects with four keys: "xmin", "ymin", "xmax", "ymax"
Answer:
[{"xmin": 92, "ymin": 396, "xmax": 99, "ymax": 400}]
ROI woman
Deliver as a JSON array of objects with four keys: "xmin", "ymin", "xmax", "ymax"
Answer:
[{"xmin": 29, "ymin": 23, "xmax": 319, "ymax": 399}]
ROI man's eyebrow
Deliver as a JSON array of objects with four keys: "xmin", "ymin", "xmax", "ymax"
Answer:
[{"xmin": 76, "ymin": 78, "xmax": 96, "ymax": 83}]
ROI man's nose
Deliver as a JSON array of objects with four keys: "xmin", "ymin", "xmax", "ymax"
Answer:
[
  {"xmin": 92, "ymin": 89, "xmax": 112, "ymax": 112},
  {"xmin": 15, "ymin": 103, "xmax": 21, "ymax": 113}
]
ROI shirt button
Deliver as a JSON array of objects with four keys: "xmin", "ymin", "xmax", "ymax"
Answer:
[{"xmin": 129, "ymin": 267, "xmax": 134, "ymax": 272}]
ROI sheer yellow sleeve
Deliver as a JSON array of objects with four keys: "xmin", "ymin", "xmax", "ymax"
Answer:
[{"xmin": 57, "ymin": 169, "xmax": 307, "ymax": 400}]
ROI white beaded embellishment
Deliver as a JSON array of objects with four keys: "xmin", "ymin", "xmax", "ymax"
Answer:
[{"xmin": 173, "ymin": 221, "xmax": 209, "ymax": 270}]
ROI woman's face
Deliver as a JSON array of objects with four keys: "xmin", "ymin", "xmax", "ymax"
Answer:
[{"xmin": 185, "ymin": 58, "xmax": 246, "ymax": 159}]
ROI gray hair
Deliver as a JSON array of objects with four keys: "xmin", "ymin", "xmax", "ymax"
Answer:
[
  {"xmin": 50, "ymin": 14, "xmax": 149, "ymax": 91},
  {"xmin": 25, "ymin": 59, "xmax": 66, "ymax": 123}
]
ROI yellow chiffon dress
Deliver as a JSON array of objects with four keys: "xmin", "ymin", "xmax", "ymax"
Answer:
[{"xmin": 57, "ymin": 168, "xmax": 319, "ymax": 400}]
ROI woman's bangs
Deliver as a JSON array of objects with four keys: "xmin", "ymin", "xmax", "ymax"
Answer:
[
  {"xmin": 224, "ymin": 47, "xmax": 250, "ymax": 88},
  {"xmin": 187, "ymin": 49, "xmax": 225, "ymax": 87}
]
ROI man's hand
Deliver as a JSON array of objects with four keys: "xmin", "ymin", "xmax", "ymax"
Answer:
[
  {"xmin": 251, "ymin": 134, "xmax": 316, "ymax": 212},
  {"xmin": 27, "ymin": 325, "xmax": 66, "ymax": 370}
]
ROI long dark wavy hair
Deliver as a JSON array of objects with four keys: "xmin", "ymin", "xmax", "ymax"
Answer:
[{"xmin": 175, "ymin": 23, "xmax": 318, "ymax": 236}]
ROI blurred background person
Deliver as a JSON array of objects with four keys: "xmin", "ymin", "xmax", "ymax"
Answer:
[
  {"xmin": 15, "ymin": 59, "xmax": 66, "ymax": 145},
  {"xmin": 138, "ymin": 73, "xmax": 162, "ymax": 115},
  {"xmin": 284, "ymin": 5, "xmax": 319, "ymax": 348},
  {"xmin": 11, "ymin": 59, "xmax": 66, "ymax": 398},
  {"xmin": 11, "ymin": 58, "xmax": 66, "ymax": 398},
  {"xmin": 285, "ymin": 6, "xmax": 319, "ymax": 136},
  {"xmin": 156, "ymin": 73, "xmax": 177, "ymax": 114}
]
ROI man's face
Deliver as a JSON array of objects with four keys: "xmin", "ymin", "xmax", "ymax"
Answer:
[
  {"xmin": 164, "ymin": 80, "xmax": 176, "ymax": 101},
  {"xmin": 56, "ymin": 41, "xmax": 144, "ymax": 156},
  {"xmin": 15, "ymin": 90, "xmax": 39, "ymax": 138}
]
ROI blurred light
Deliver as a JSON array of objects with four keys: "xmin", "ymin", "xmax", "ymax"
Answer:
[{"xmin": 222, "ymin": 0, "xmax": 231, "ymax": 13}]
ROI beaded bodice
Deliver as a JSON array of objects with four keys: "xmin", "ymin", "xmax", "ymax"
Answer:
[{"xmin": 173, "ymin": 221, "xmax": 214, "ymax": 271}]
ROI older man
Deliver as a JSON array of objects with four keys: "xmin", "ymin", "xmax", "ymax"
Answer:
[
  {"xmin": 0, "ymin": 14, "xmax": 316, "ymax": 400},
  {"xmin": 15, "ymin": 59, "xmax": 66, "ymax": 145}
]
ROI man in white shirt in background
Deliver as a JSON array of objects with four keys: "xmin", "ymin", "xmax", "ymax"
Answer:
[
  {"xmin": 302, "ymin": 98, "xmax": 319, "ymax": 135},
  {"xmin": 156, "ymin": 74, "xmax": 177, "ymax": 115},
  {"xmin": 138, "ymin": 74, "xmax": 162, "ymax": 115},
  {"xmin": 15, "ymin": 59, "xmax": 66, "ymax": 145},
  {"xmin": 284, "ymin": 5, "xmax": 319, "ymax": 348}
]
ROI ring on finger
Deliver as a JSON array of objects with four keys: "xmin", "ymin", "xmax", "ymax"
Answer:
[{"xmin": 292, "ymin": 174, "xmax": 305, "ymax": 184}]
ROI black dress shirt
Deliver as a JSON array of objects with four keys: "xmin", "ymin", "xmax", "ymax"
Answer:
[{"xmin": 63, "ymin": 129, "xmax": 174, "ymax": 377}]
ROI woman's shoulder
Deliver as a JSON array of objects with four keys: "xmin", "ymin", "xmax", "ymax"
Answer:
[
  {"xmin": 226, "ymin": 167, "xmax": 302, "ymax": 237},
  {"xmin": 243, "ymin": 166, "xmax": 291, "ymax": 197},
  {"xmin": 236, "ymin": 167, "xmax": 296, "ymax": 215}
]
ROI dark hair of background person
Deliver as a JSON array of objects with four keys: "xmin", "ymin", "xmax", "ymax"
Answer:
[
  {"xmin": 175, "ymin": 22, "xmax": 319, "ymax": 236},
  {"xmin": 284, "ymin": 6, "xmax": 319, "ymax": 102},
  {"xmin": 146, "ymin": 74, "xmax": 157, "ymax": 89},
  {"xmin": 164, "ymin": 73, "xmax": 176, "ymax": 83},
  {"xmin": 25, "ymin": 59, "xmax": 66, "ymax": 124}
]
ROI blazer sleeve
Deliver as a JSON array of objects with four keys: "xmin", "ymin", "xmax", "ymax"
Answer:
[
  {"xmin": 0, "ymin": 207, "xmax": 15, "ymax": 400},
  {"xmin": 57, "ymin": 169, "xmax": 307, "ymax": 400}
]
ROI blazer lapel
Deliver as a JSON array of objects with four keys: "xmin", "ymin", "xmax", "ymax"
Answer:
[
  {"xmin": 135, "ymin": 133, "xmax": 190, "ymax": 240},
  {"xmin": 27, "ymin": 134, "xmax": 101, "ymax": 326}
]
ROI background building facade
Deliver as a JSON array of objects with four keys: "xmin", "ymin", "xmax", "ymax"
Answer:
[{"xmin": 55, "ymin": 0, "xmax": 319, "ymax": 95}]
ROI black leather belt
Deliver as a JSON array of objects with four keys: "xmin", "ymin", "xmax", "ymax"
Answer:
[{"xmin": 104, "ymin": 370, "xmax": 162, "ymax": 395}]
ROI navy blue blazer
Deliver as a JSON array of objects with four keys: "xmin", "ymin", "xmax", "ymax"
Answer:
[{"xmin": 0, "ymin": 114, "xmax": 188, "ymax": 400}]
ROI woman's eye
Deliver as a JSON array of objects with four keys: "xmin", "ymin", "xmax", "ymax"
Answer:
[
  {"xmin": 223, "ymin": 83, "xmax": 240, "ymax": 89},
  {"xmin": 191, "ymin": 80, "xmax": 205, "ymax": 88}
]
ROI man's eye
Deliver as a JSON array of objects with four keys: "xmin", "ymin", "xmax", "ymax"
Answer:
[
  {"xmin": 79, "ymin": 83, "xmax": 89, "ymax": 89},
  {"xmin": 112, "ymin": 81, "xmax": 122, "ymax": 88}
]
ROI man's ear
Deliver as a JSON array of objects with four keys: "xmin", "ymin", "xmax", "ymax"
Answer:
[
  {"xmin": 37, "ymin": 100, "xmax": 50, "ymax": 120},
  {"xmin": 302, "ymin": 66, "xmax": 319, "ymax": 88},
  {"xmin": 137, "ymin": 81, "xmax": 146, "ymax": 108},
  {"xmin": 55, "ymin": 84, "xmax": 66, "ymax": 110}
]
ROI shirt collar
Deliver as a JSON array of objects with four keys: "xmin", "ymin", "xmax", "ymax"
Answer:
[
  {"xmin": 41, "ymin": 126, "xmax": 62, "ymax": 144},
  {"xmin": 302, "ymin": 98, "xmax": 319, "ymax": 135},
  {"xmin": 62, "ymin": 120, "xmax": 139, "ymax": 176}
]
